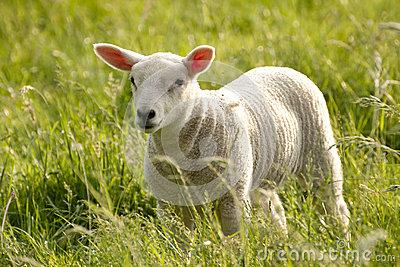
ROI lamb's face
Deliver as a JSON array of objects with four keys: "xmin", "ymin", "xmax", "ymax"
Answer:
[
  {"xmin": 94, "ymin": 43, "xmax": 215, "ymax": 133},
  {"xmin": 130, "ymin": 56, "xmax": 192, "ymax": 133}
]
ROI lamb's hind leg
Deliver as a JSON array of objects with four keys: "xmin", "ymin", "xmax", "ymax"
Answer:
[
  {"xmin": 251, "ymin": 188, "xmax": 288, "ymax": 236},
  {"xmin": 269, "ymin": 190, "xmax": 288, "ymax": 235},
  {"xmin": 315, "ymin": 145, "xmax": 350, "ymax": 240}
]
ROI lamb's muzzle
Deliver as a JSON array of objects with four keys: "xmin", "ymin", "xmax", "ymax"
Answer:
[{"xmin": 136, "ymin": 108, "xmax": 157, "ymax": 130}]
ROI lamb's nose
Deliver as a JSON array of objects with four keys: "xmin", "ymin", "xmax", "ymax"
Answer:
[
  {"xmin": 137, "ymin": 109, "xmax": 156, "ymax": 124},
  {"xmin": 148, "ymin": 109, "xmax": 156, "ymax": 119}
]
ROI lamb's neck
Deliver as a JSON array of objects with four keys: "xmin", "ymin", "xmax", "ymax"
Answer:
[
  {"xmin": 187, "ymin": 80, "xmax": 202, "ymax": 98},
  {"xmin": 187, "ymin": 80, "xmax": 221, "ymax": 99},
  {"xmin": 149, "ymin": 82, "xmax": 226, "ymax": 153}
]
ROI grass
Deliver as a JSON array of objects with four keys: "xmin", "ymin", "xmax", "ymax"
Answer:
[{"xmin": 0, "ymin": 0, "xmax": 399, "ymax": 265}]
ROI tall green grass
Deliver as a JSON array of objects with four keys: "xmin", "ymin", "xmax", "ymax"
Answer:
[{"xmin": 0, "ymin": 0, "xmax": 399, "ymax": 265}]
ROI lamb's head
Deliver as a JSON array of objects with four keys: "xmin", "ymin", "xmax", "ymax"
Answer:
[{"xmin": 94, "ymin": 43, "xmax": 215, "ymax": 133}]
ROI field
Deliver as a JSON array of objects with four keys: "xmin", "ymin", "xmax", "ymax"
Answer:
[{"xmin": 0, "ymin": 0, "xmax": 399, "ymax": 265}]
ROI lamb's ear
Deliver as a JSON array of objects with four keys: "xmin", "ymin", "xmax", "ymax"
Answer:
[
  {"xmin": 93, "ymin": 43, "xmax": 145, "ymax": 71},
  {"xmin": 183, "ymin": 45, "xmax": 215, "ymax": 77}
]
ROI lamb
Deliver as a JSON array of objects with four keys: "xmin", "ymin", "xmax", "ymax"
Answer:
[{"xmin": 93, "ymin": 43, "xmax": 350, "ymax": 237}]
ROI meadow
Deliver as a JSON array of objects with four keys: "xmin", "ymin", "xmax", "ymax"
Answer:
[{"xmin": 0, "ymin": 0, "xmax": 399, "ymax": 265}]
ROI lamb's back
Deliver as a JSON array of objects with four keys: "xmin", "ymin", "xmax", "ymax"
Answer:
[{"xmin": 222, "ymin": 67, "xmax": 335, "ymax": 187}]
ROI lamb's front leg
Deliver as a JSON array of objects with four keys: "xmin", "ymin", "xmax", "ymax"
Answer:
[
  {"xmin": 157, "ymin": 200, "xmax": 196, "ymax": 231},
  {"xmin": 217, "ymin": 187, "xmax": 250, "ymax": 236}
]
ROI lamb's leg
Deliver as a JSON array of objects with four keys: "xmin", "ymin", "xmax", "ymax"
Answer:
[
  {"xmin": 252, "ymin": 188, "xmax": 288, "ymax": 235},
  {"xmin": 217, "ymin": 190, "xmax": 250, "ymax": 236},
  {"xmin": 269, "ymin": 191, "xmax": 288, "ymax": 235},
  {"xmin": 327, "ymin": 159, "xmax": 350, "ymax": 240},
  {"xmin": 157, "ymin": 200, "xmax": 196, "ymax": 230},
  {"xmin": 315, "ymin": 146, "xmax": 350, "ymax": 240}
]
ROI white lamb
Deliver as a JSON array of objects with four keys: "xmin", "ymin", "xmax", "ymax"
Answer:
[{"xmin": 94, "ymin": 43, "xmax": 350, "ymax": 237}]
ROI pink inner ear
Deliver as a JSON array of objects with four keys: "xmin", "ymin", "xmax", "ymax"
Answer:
[
  {"xmin": 96, "ymin": 46, "xmax": 133, "ymax": 70},
  {"xmin": 190, "ymin": 48, "xmax": 213, "ymax": 73}
]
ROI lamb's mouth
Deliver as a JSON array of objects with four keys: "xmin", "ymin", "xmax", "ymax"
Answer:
[
  {"xmin": 137, "ymin": 124, "xmax": 157, "ymax": 133},
  {"xmin": 137, "ymin": 119, "xmax": 163, "ymax": 133},
  {"xmin": 143, "ymin": 125, "xmax": 156, "ymax": 133}
]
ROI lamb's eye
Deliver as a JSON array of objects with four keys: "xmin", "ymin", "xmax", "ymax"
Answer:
[
  {"xmin": 175, "ymin": 79, "xmax": 184, "ymax": 86},
  {"xmin": 130, "ymin": 76, "xmax": 137, "ymax": 91}
]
